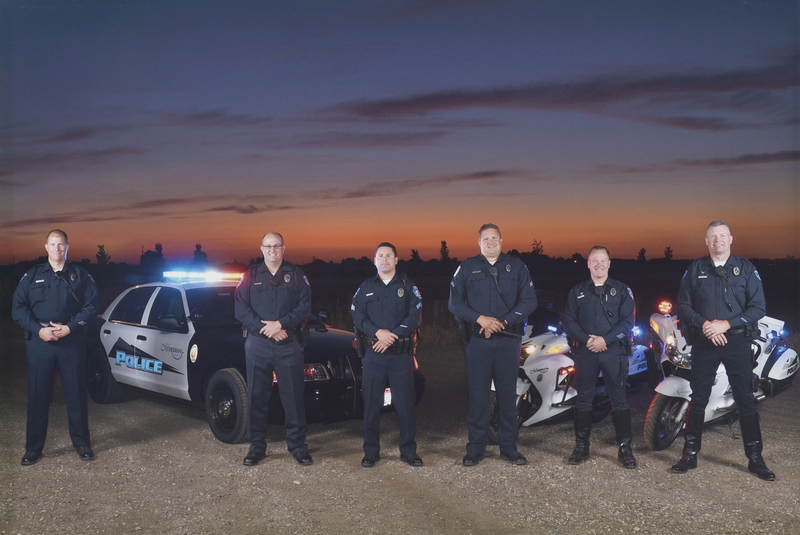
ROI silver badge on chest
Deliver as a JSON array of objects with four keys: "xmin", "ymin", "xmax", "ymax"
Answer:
[
  {"xmin": 397, "ymin": 288, "xmax": 405, "ymax": 298},
  {"xmin": 284, "ymin": 274, "xmax": 291, "ymax": 283},
  {"xmin": 505, "ymin": 264, "xmax": 511, "ymax": 272},
  {"xmin": 610, "ymin": 288, "xmax": 616, "ymax": 296},
  {"xmin": 732, "ymin": 266, "xmax": 740, "ymax": 276}
]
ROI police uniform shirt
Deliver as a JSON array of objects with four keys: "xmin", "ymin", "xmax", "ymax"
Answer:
[
  {"xmin": 234, "ymin": 261, "xmax": 312, "ymax": 335},
  {"xmin": 12, "ymin": 261, "xmax": 99, "ymax": 336},
  {"xmin": 351, "ymin": 275, "xmax": 422, "ymax": 338},
  {"xmin": 562, "ymin": 278, "xmax": 635, "ymax": 348},
  {"xmin": 677, "ymin": 254, "xmax": 765, "ymax": 331},
  {"xmin": 448, "ymin": 253, "xmax": 537, "ymax": 328}
]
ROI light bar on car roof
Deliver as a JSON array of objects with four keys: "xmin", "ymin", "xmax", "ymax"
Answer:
[{"xmin": 163, "ymin": 271, "xmax": 244, "ymax": 282}]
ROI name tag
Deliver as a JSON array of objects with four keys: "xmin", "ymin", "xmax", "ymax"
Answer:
[
  {"xmin": 366, "ymin": 292, "xmax": 374, "ymax": 297},
  {"xmin": 697, "ymin": 276, "xmax": 707, "ymax": 279}
]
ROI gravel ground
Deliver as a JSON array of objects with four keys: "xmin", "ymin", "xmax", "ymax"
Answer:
[{"xmin": 1, "ymin": 321, "xmax": 798, "ymax": 535}]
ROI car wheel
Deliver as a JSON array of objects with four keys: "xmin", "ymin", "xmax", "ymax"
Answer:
[
  {"xmin": 205, "ymin": 368, "xmax": 248, "ymax": 444},
  {"xmin": 86, "ymin": 347, "xmax": 124, "ymax": 404}
]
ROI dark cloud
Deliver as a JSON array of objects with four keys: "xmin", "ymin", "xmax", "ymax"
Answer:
[
  {"xmin": 309, "ymin": 169, "xmax": 520, "ymax": 200},
  {"xmin": 679, "ymin": 150, "xmax": 800, "ymax": 167},
  {"xmin": 152, "ymin": 110, "xmax": 272, "ymax": 129},
  {"xmin": 204, "ymin": 204, "xmax": 296, "ymax": 214},
  {"xmin": 2, "ymin": 147, "xmax": 145, "ymax": 174},
  {"xmin": 327, "ymin": 56, "xmax": 799, "ymax": 130},
  {"xmin": 286, "ymin": 131, "xmax": 447, "ymax": 149},
  {"xmin": 595, "ymin": 150, "xmax": 799, "ymax": 175},
  {"xmin": 24, "ymin": 128, "xmax": 96, "ymax": 146}
]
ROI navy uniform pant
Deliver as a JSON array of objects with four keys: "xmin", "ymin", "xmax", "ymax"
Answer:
[
  {"xmin": 465, "ymin": 335, "xmax": 521, "ymax": 455},
  {"xmin": 688, "ymin": 332, "xmax": 757, "ymax": 421},
  {"xmin": 25, "ymin": 333, "xmax": 90, "ymax": 453},
  {"xmin": 574, "ymin": 345, "xmax": 629, "ymax": 412},
  {"xmin": 245, "ymin": 335, "xmax": 308, "ymax": 455},
  {"xmin": 361, "ymin": 348, "xmax": 417, "ymax": 458}
]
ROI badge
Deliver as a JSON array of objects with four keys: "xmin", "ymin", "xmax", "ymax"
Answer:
[
  {"xmin": 71, "ymin": 273, "xmax": 77, "ymax": 282},
  {"xmin": 284, "ymin": 274, "xmax": 291, "ymax": 283},
  {"xmin": 505, "ymin": 264, "xmax": 511, "ymax": 272},
  {"xmin": 610, "ymin": 288, "xmax": 616, "ymax": 296},
  {"xmin": 412, "ymin": 286, "xmax": 422, "ymax": 299},
  {"xmin": 397, "ymin": 288, "xmax": 405, "ymax": 298},
  {"xmin": 733, "ymin": 266, "xmax": 740, "ymax": 276}
]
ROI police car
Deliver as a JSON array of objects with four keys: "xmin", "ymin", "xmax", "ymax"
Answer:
[{"xmin": 86, "ymin": 271, "xmax": 425, "ymax": 444}]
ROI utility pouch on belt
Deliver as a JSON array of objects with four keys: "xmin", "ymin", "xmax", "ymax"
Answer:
[
  {"xmin": 296, "ymin": 326, "xmax": 310, "ymax": 348},
  {"xmin": 681, "ymin": 320, "xmax": 696, "ymax": 346},
  {"xmin": 354, "ymin": 328, "xmax": 368, "ymax": 357},
  {"xmin": 457, "ymin": 319, "xmax": 472, "ymax": 345}
]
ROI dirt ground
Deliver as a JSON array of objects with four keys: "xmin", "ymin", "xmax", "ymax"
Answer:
[{"xmin": 1, "ymin": 320, "xmax": 798, "ymax": 535}]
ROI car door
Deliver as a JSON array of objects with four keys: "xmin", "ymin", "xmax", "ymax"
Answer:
[
  {"xmin": 136, "ymin": 286, "xmax": 193, "ymax": 400},
  {"xmin": 101, "ymin": 286, "xmax": 157, "ymax": 388}
]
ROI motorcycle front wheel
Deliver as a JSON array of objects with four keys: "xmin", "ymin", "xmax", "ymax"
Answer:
[
  {"xmin": 487, "ymin": 391, "xmax": 531, "ymax": 445},
  {"xmin": 643, "ymin": 393, "xmax": 688, "ymax": 451}
]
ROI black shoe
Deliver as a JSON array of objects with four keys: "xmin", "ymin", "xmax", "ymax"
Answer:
[
  {"xmin": 293, "ymin": 451, "xmax": 313, "ymax": 466},
  {"xmin": 400, "ymin": 454, "xmax": 424, "ymax": 467},
  {"xmin": 670, "ymin": 453, "xmax": 697, "ymax": 473},
  {"xmin": 21, "ymin": 451, "xmax": 42, "ymax": 466},
  {"xmin": 462, "ymin": 452, "xmax": 484, "ymax": 466},
  {"xmin": 243, "ymin": 451, "xmax": 267, "ymax": 466},
  {"xmin": 568, "ymin": 441, "xmax": 590, "ymax": 465},
  {"xmin": 499, "ymin": 451, "xmax": 527, "ymax": 465},
  {"xmin": 361, "ymin": 454, "xmax": 380, "ymax": 468},
  {"xmin": 748, "ymin": 459, "xmax": 776, "ymax": 481},
  {"xmin": 618, "ymin": 441, "xmax": 637, "ymax": 469},
  {"xmin": 76, "ymin": 446, "xmax": 95, "ymax": 461}
]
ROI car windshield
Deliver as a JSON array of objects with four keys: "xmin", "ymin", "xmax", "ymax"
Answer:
[{"xmin": 186, "ymin": 287, "xmax": 238, "ymax": 324}]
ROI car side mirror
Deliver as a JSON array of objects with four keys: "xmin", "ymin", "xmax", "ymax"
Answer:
[
  {"xmin": 158, "ymin": 315, "xmax": 187, "ymax": 333},
  {"xmin": 317, "ymin": 307, "xmax": 330, "ymax": 322}
]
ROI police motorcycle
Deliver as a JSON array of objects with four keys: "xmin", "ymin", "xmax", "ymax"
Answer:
[
  {"xmin": 643, "ymin": 300, "xmax": 799, "ymax": 450},
  {"xmin": 487, "ymin": 290, "xmax": 651, "ymax": 444}
]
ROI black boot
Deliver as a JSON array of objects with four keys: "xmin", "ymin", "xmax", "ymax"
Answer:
[
  {"xmin": 671, "ymin": 410, "xmax": 703, "ymax": 473},
  {"xmin": 568, "ymin": 409, "xmax": 592, "ymax": 464},
  {"xmin": 740, "ymin": 413, "xmax": 775, "ymax": 481},
  {"xmin": 613, "ymin": 409, "xmax": 637, "ymax": 469}
]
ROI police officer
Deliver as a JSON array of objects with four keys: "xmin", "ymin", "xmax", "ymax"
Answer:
[
  {"xmin": 234, "ymin": 232, "xmax": 313, "ymax": 467},
  {"xmin": 351, "ymin": 243, "xmax": 423, "ymax": 468},
  {"xmin": 449, "ymin": 224, "xmax": 537, "ymax": 466},
  {"xmin": 11, "ymin": 229, "xmax": 99, "ymax": 465},
  {"xmin": 671, "ymin": 221, "xmax": 774, "ymax": 480},
  {"xmin": 562, "ymin": 246, "xmax": 636, "ymax": 469}
]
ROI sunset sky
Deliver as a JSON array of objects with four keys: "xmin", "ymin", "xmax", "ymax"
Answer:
[{"xmin": 1, "ymin": 0, "xmax": 798, "ymax": 266}]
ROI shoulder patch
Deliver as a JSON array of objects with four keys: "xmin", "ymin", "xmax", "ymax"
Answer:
[
  {"xmin": 627, "ymin": 287, "xmax": 634, "ymax": 299},
  {"xmin": 754, "ymin": 269, "xmax": 761, "ymax": 281},
  {"xmin": 412, "ymin": 286, "xmax": 422, "ymax": 299},
  {"xmin": 303, "ymin": 275, "xmax": 310, "ymax": 286}
]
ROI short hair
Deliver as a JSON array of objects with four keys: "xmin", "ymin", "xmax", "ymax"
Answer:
[
  {"xmin": 707, "ymin": 220, "xmax": 730, "ymax": 233},
  {"xmin": 261, "ymin": 232, "xmax": 284, "ymax": 246},
  {"xmin": 46, "ymin": 229, "xmax": 68, "ymax": 243},
  {"xmin": 588, "ymin": 245, "xmax": 610, "ymax": 258},
  {"xmin": 478, "ymin": 223, "xmax": 501, "ymax": 238},
  {"xmin": 375, "ymin": 242, "xmax": 397, "ymax": 256}
]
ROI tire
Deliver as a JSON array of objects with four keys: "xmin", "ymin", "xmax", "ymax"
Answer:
[
  {"xmin": 86, "ymin": 347, "xmax": 124, "ymax": 404},
  {"xmin": 205, "ymin": 368, "xmax": 248, "ymax": 444},
  {"xmin": 590, "ymin": 391, "xmax": 612, "ymax": 423},
  {"xmin": 487, "ymin": 391, "xmax": 530, "ymax": 445},
  {"xmin": 643, "ymin": 393, "xmax": 688, "ymax": 451}
]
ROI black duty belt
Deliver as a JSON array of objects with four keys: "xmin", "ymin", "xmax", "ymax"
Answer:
[
  {"xmin": 726, "ymin": 328, "xmax": 745, "ymax": 335},
  {"xmin": 251, "ymin": 330, "xmax": 295, "ymax": 344}
]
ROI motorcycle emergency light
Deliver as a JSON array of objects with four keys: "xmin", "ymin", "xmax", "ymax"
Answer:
[
  {"xmin": 546, "ymin": 343, "xmax": 568, "ymax": 355},
  {"xmin": 556, "ymin": 366, "xmax": 574, "ymax": 391},
  {"xmin": 658, "ymin": 301, "xmax": 673, "ymax": 315}
]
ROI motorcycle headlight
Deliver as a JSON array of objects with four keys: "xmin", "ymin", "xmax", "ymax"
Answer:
[{"xmin": 664, "ymin": 333, "xmax": 692, "ymax": 368}]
